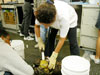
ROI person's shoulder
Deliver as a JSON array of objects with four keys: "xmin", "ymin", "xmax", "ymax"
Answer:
[
  {"xmin": 35, "ymin": 19, "xmax": 41, "ymax": 25},
  {"xmin": 0, "ymin": 41, "xmax": 13, "ymax": 52},
  {"xmin": 54, "ymin": 0, "xmax": 73, "ymax": 11},
  {"xmin": 0, "ymin": 41, "xmax": 9, "ymax": 48},
  {"xmin": 0, "ymin": 41, "xmax": 13, "ymax": 59},
  {"xmin": 54, "ymin": 0, "xmax": 69, "ymax": 6}
]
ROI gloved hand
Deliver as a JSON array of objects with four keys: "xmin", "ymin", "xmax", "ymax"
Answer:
[
  {"xmin": 37, "ymin": 37, "xmax": 45, "ymax": 51},
  {"xmin": 48, "ymin": 51, "xmax": 58, "ymax": 69}
]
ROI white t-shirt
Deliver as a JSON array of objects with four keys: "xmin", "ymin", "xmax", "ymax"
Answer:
[
  {"xmin": 35, "ymin": 0, "xmax": 78, "ymax": 38},
  {"xmin": 0, "ymin": 38, "xmax": 34, "ymax": 75}
]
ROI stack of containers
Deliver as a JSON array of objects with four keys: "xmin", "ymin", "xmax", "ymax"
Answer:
[{"xmin": 61, "ymin": 56, "xmax": 90, "ymax": 75}]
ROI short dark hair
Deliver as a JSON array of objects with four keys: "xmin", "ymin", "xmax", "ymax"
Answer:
[
  {"xmin": 35, "ymin": 3, "xmax": 56, "ymax": 24},
  {"xmin": 0, "ymin": 28, "xmax": 9, "ymax": 37}
]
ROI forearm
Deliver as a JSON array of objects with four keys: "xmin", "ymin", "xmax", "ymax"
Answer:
[
  {"xmin": 54, "ymin": 37, "xmax": 66, "ymax": 53},
  {"xmin": 35, "ymin": 24, "xmax": 40, "ymax": 37},
  {"xmin": 48, "ymin": 37, "xmax": 66, "ymax": 69}
]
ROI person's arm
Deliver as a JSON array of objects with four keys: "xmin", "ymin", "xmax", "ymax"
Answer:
[
  {"xmin": 54, "ymin": 37, "xmax": 66, "ymax": 53},
  {"xmin": 35, "ymin": 24, "xmax": 45, "ymax": 51},
  {"xmin": 48, "ymin": 37, "xmax": 66, "ymax": 69},
  {"xmin": 48, "ymin": 18, "xmax": 69, "ymax": 69},
  {"xmin": 35, "ymin": 24, "xmax": 40, "ymax": 37}
]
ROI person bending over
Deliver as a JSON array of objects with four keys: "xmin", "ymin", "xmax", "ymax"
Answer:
[
  {"xmin": 0, "ymin": 28, "xmax": 34, "ymax": 75},
  {"xmin": 35, "ymin": 0, "xmax": 80, "ymax": 70}
]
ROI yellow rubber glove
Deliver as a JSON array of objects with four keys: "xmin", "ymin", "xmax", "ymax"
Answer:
[
  {"xmin": 48, "ymin": 51, "xmax": 58, "ymax": 69},
  {"xmin": 37, "ymin": 37, "xmax": 45, "ymax": 51}
]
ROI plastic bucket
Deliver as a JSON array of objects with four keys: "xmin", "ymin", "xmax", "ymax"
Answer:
[
  {"xmin": 11, "ymin": 40, "xmax": 25, "ymax": 59},
  {"xmin": 61, "ymin": 56, "xmax": 90, "ymax": 75}
]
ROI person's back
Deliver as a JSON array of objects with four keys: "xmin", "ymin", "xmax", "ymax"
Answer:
[
  {"xmin": 0, "ymin": 29, "xmax": 34, "ymax": 75},
  {"xmin": 54, "ymin": 0, "xmax": 77, "ymax": 28}
]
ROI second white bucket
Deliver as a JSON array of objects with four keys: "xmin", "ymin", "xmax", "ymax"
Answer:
[
  {"xmin": 11, "ymin": 40, "xmax": 25, "ymax": 59},
  {"xmin": 61, "ymin": 56, "xmax": 90, "ymax": 75}
]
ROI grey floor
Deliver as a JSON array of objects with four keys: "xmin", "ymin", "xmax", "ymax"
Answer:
[{"xmin": 8, "ymin": 31, "xmax": 100, "ymax": 75}]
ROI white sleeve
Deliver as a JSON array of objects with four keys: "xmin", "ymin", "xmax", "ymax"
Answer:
[
  {"xmin": 3, "ymin": 45, "xmax": 34, "ymax": 75},
  {"xmin": 59, "ymin": 17, "xmax": 70, "ymax": 38},
  {"xmin": 35, "ymin": 19, "xmax": 41, "ymax": 26}
]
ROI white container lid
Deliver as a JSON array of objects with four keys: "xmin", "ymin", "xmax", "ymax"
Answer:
[
  {"xmin": 11, "ymin": 40, "xmax": 25, "ymax": 59},
  {"xmin": 11, "ymin": 40, "xmax": 24, "ymax": 47},
  {"xmin": 11, "ymin": 40, "xmax": 24, "ymax": 51},
  {"xmin": 62, "ymin": 56, "xmax": 90, "ymax": 72}
]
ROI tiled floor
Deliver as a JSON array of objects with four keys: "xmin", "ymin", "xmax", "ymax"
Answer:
[{"xmin": 9, "ymin": 31, "xmax": 100, "ymax": 75}]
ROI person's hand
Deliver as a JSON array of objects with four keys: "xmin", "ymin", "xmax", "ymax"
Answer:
[
  {"xmin": 48, "ymin": 51, "xmax": 58, "ymax": 69},
  {"xmin": 37, "ymin": 37, "xmax": 45, "ymax": 51}
]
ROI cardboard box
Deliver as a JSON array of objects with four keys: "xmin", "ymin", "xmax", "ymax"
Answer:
[
  {"xmin": 3, "ymin": 10, "xmax": 16, "ymax": 24},
  {"xmin": 17, "ymin": 0, "xmax": 24, "ymax": 3},
  {"xmin": 4, "ymin": 0, "xmax": 11, "ymax": 3},
  {"xmin": 12, "ymin": 0, "xmax": 17, "ymax": 2},
  {"xmin": 9, "ymin": 12, "xmax": 16, "ymax": 24},
  {"xmin": 12, "ymin": 0, "xmax": 17, "ymax": 1},
  {"xmin": 0, "ymin": 0, "xmax": 3, "ymax": 4}
]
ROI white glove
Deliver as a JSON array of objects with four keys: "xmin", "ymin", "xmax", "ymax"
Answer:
[
  {"xmin": 48, "ymin": 51, "xmax": 58, "ymax": 69},
  {"xmin": 37, "ymin": 37, "xmax": 45, "ymax": 51}
]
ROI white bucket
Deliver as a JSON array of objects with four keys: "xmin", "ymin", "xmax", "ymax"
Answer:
[
  {"xmin": 0, "ymin": 72, "xmax": 4, "ymax": 75},
  {"xmin": 89, "ymin": 0, "xmax": 100, "ymax": 5},
  {"xmin": 11, "ymin": 40, "xmax": 25, "ymax": 59},
  {"xmin": 61, "ymin": 56, "xmax": 90, "ymax": 75}
]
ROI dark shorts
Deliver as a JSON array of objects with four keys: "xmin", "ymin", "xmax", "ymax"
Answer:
[
  {"xmin": 96, "ymin": 13, "xmax": 100, "ymax": 29},
  {"xmin": 96, "ymin": 20, "xmax": 100, "ymax": 29}
]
